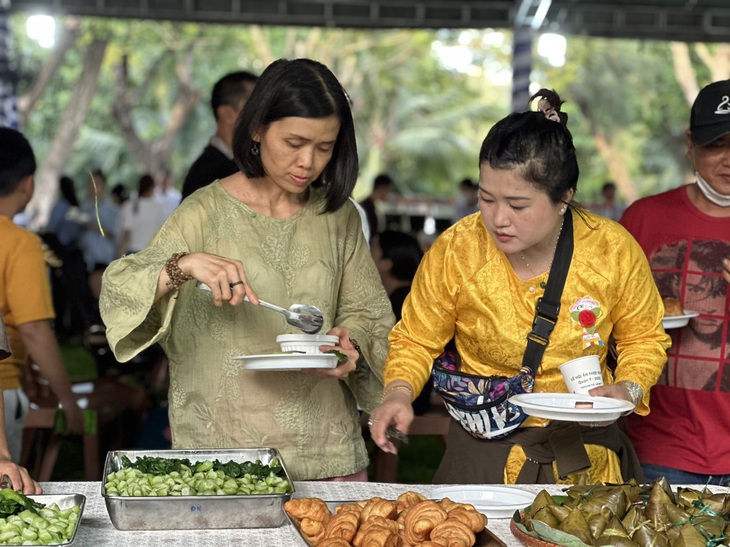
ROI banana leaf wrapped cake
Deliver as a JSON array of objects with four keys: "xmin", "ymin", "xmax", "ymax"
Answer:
[{"xmin": 511, "ymin": 478, "xmax": 730, "ymax": 547}]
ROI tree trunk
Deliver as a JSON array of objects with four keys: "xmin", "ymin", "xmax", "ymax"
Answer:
[
  {"xmin": 17, "ymin": 17, "xmax": 82, "ymax": 128},
  {"xmin": 26, "ymin": 38, "xmax": 108, "ymax": 229},
  {"xmin": 112, "ymin": 45, "xmax": 201, "ymax": 177}
]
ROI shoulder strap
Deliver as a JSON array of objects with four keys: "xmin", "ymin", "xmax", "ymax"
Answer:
[{"xmin": 521, "ymin": 209, "xmax": 574, "ymax": 375}]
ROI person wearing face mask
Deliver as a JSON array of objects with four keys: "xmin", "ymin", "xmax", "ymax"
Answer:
[{"xmin": 620, "ymin": 79, "xmax": 730, "ymax": 486}]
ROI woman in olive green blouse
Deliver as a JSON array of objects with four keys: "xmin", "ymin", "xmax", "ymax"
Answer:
[{"xmin": 100, "ymin": 59, "xmax": 394, "ymax": 481}]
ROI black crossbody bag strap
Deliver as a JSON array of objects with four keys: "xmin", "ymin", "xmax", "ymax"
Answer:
[{"xmin": 521, "ymin": 209, "xmax": 574, "ymax": 375}]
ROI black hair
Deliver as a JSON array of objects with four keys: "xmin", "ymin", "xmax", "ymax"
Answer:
[
  {"xmin": 528, "ymin": 88, "xmax": 569, "ymax": 125},
  {"xmin": 0, "ymin": 127, "xmax": 36, "ymax": 197},
  {"xmin": 459, "ymin": 178, "xmax": 477, "ymax": 190},
  {"xmin": 373, "ymin": 174, "xmax": 394, "ymax": 189},
  {"xmin": 59, "ymin": 175, "xmax": 79, "ymax": 207},
  {"xmin": 479, "ymin": 110, "xmax": 578, "ymax": 205},
  {"xmin": 233, "ymin": 58, "xmax": 358, "ymax": 213},
  {"xmin": 378, "ymin": 230, "xmax": 423, "ymax": 282},
  {"xmin": 111, "ymin": 183, "xmax": 128, "ymax": 204},
  {"xmin": 211, "ymin": 71, "xmax": 258, "ymax": 120}
]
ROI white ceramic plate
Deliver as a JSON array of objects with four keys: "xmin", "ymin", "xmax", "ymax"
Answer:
[
  {"xmin": 509, "ymin": 393, "xmax": 634, "ymax": 423},
  {"xmin": 662, "ymin": 310, "xmax": 699, "ymax": 330},
  {"xmin": 430, "ymin": 485, "xmax": 536, "ymax": 519},
  {"xmin": 234, "ymin": 353, "xmax": 338, "ymax": 371}
]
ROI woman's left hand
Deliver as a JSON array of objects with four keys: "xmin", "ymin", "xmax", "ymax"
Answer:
[
  {"xmin": 723, "ymin": 258, "xmax": 730, "ymax": 284},
  {"xmin": 301, "ymin": 326, "xmax": 359, "ymax": 379},
  {"xmin": 579, "ymin": 384, "xmax": 634, "ymax": 427}
]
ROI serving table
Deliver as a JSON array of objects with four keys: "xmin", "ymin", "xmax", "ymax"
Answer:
[{"xmin": 41, "ymin": 481, "xmax": 726, "ymax": 546}]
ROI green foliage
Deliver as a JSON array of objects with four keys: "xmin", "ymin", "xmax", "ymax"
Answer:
[{"xmin": 9, "ymin": 15, "xmax": 724, "ymax": 206}]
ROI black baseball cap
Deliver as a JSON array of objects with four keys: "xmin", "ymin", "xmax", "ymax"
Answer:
[{"xmin": 690, "ymin": 80, "xmax": 730, "ymax": 146}]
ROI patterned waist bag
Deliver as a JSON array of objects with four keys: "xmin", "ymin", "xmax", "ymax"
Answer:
[{"xmin": 432, "ymin": 351, "xmax": 534, "ymax": 439}]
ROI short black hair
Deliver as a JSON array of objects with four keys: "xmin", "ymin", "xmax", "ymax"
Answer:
[
  {"xmin": 0, "ymin": 127, "xmax": 36, "ymax": 197},
  {"xmin": 378, "ymin": 230, "xmax": 423, "ymax": 282},
  {"xmin": 59, "ymin": 175, "xmax": 79, "ymax": 207},
  {"xmin": 233, "ymin": 58, "xmax": 358, "ymax": 213},
  {"xmin": 479, "ymin": 110, "xmax": 578, "ymax": 205},
  {"xmin": 373, "ymin": 174, "xmax": 393, "ymax": 189},
  {"xmin": 211, "ymin": 71, "xmax": 258, "ymax": 120}
]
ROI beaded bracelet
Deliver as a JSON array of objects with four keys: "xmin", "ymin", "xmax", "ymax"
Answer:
[
  {"xmin": 165, "ymin": 252, "xmax": 194, "ymax": 291},
  {"xmin": 382, "ymin": 383, "xmax": 413, "ymax": 402}
]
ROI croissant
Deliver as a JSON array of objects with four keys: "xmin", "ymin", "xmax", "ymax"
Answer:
[
  {"xmin": 325, "ymin": 510, "xmax": 360, "ymax": 543},
  {"xmin": 285, "ymin": 498, "xmax": 332, "ymax": 524},
  {"xmin": 396, "ymin": 491, "xmax": 428, "ymax": 514},
  {"xmin": 396, "ymin": 504, "xmax": 413, "ymax": 527},
  {"xmin": 403, "ymin": 501, "xmax": 448, "ymax": 544},
  {"xmin": 356, "ymin": 525, "xmax": 399, "ymax": 547},
  {"xmin": 353, "ymin": 519, "xmax": 400, "ymax": 547},
  {"xmin": 446, "ymin": 506, "xmax": 487, "ymax": 533},
  {"xmin": 437, "ymin": 497, "xmax": 461, "ymax": 513},
  {"xmin": 318, "ymin": 539, "xmax": 352, "ymax": 547},
  {"xmin": 300, "ymin": 517, "xmax": 328, "ymax": 545},
  {"xmin": 429, "ymin": 518, "xmax": 476, "ymax": 547},
  {"xmin": 335, "ymin": 501, "xmax": 365, "ymax": 516},
  {"xmin": 360, "ymin": 516, "xmax": 400, "ymax": 535},
  {"xmin": 360, "ymin": 497, "xmax": 397, "ymax": 524}
]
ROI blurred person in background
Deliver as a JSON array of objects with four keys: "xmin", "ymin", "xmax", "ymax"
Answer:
[
  {"xmin": 110, "ymin": 183, "xmax": 129, "ymax": 208},
  {"xmin": 451, "ymin": 178, "xmax": 479, "ymax": 223},
  {"xmin": 590, "ymin": 181, "xmax": 626, "ymax": 221},
  {"xmin": 0, "ymin": 313, "xmax": 41, "ymax": 493},
  {"xmin": 621, "ymin": 79, "xmax": 730, "ymax": 486},
  {"xmin": 182, "ymin": 71, "xmax": 258, "ymax": 201},
  {"xmin": 44, "ymin": 176, "xmax": 97, "ymax": 338},
  {"xmin": 119, "ymin": 174, "xmax": 167, "ymax": 256},
  {"xmin": 371, "ymin": 229, "xmax": 432, "ymax": 415},
  {"xmin": 0, "ymin": 127, "xmax": 85, "ymax": 466},
  {"xmin": 154, "ymin": 170, "xmax": 181, "ymax": 218},
  {"xmin": 359, "ymin": 173, "xmax": 393, "ymax": 240}
]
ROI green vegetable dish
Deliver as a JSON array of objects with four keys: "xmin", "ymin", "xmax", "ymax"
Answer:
[
  {"xmin": 513, "ymin": 477, "xmax": 730, "ymax": 547},
  {"xmin": 0, "ymin": 489, "xmax": 81, "ymax": 545},
  {"xmin": 104, "ymin": 456, "xmax": 292, "ymax": 497}
]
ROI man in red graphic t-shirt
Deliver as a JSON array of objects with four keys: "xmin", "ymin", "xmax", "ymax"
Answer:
[{"xmin": 621, "ymin": 79, "xmax": 730, "ymax": 485}]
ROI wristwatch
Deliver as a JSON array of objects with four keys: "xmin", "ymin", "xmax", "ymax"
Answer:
[{"xmin": 617, "ymin": 380, "xmax": 643, "ymax": 408}]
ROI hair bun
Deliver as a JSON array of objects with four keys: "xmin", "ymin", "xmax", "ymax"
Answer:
[{"xmin": 529, "ymin": 88, "xmax": 569, "ymax": 125}]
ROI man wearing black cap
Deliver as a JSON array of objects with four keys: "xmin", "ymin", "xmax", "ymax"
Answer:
[{"xmin": 620, "ymin": 80, "xmax": 730, "ymax": 485}]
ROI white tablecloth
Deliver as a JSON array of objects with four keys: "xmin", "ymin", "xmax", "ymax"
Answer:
[{"xmin": 42, "ymin": 481, "xmax": 726, "ymax": 546}]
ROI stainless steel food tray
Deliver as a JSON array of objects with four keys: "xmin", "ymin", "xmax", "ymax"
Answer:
[
  {"xmin": 102, "ymin": 448, "xmax": 295, "ymax": 530},
  {"xmin": 9, "ymin": 494, "xmax": 86, "ymax": 546}
]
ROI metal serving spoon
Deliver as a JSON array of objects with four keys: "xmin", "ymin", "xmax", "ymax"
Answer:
[{"xmin": 196, "ymin": 282, "xmax": 324, "ymax": 334}]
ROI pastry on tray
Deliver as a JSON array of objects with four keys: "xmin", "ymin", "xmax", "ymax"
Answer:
[{"xmin": 285, "ymin": 491, "xmax": 488, "ymax": 546}]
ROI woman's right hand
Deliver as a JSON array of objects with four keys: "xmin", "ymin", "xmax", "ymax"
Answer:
[
  {"xmin": 176, "ymin": 252, "xmax": 258, "ymax": 307},
  {"xmin": 368, "ymin": 385, "xmax": 415, "ymax": 454}
]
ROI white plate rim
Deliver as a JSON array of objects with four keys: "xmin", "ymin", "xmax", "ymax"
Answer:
[
  {"xmin": 234, "ymin": 353, "xmax": 338, "ymax": 371},
  {"xmin": 429, "ymin": 485, "xmax": 536, "ymax": 518},
  {"xmin": 429, "ymin": 484, "xmax": 537, "ymax": 509},
  {"xmin": 662, "ymin": 310, "xmax": 699, "ymax": 329},
  {"xmin": 509, "ymin": 393, "xmax": 634, "ymax": 422}
]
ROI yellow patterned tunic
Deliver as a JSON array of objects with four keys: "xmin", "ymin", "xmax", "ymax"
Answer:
[
  {"xmin": 384, "ymin": 210, "xmax": 671, "ymax": 484},
  {"xmin": 100, "ymin": 183, "xmax": 395, "ymax": 480}
]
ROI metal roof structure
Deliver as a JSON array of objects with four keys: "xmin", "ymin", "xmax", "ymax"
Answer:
[{"xmin": 5, "ymin": 0, "xmax": 730, "ymax": 44}]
